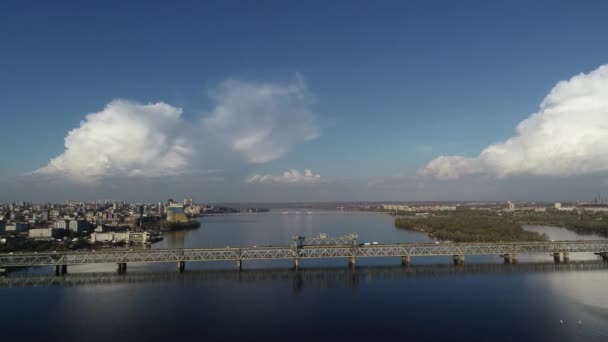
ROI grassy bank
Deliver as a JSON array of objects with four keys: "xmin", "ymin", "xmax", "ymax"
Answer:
[{"xmin": 394, "ymin": 211, "xmax": 547, "ymax": 242}]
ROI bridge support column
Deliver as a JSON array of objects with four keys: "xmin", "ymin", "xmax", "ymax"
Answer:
[
  {"xmin": 117, "ymin": 263, "xmax": 127, "ymax": 273},
  {"xmin": 453, "ymin": 255, "xmax": 464, "ymax": 265},
  {"xmin": 401, "ymin": 255, "xmax": 411, "ymax": 267},
  {"xmin": 236, "ymin": 259, "xmax": 242, "ymax": 271},
  {"xmin": 553, "ymin": 253, "xmax": 561, "ymax": 263},
  {"xmin": 294, "ymin": 258, "xmax": 300, "ymax": 271},
  {"xmin": 348, "ymin": 256, "xmax": 356, "ymax": 269},
  {"xmin": 503, "ymin": 254, "xmax": 518, "ymax": 264},
  {"xmin": 177, "ymin": 261, "xmax": 185, "ymax": 272},
  {"xmin": 562, "ymin": 252, "xmax": 569, "ymax": 263},
  {"xmin": 54, "ymin": 265, "xmax": 67, "ymax": 275}
]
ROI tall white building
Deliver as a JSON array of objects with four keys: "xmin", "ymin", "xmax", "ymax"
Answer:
[
  {"xmin": 53, "ymin": 220, "xmax": 69, "ymax": 229},
  {"xmin": 69, "ymin": 220, "xmax": 88, "ymax": 233}
]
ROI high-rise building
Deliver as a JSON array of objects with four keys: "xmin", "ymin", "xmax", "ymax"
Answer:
[
  {"xmin": 69, "ymin": 220, "xmax": 89, "ymax": 233},
  {"xmin": 166, "ymin": 204, "xmax": 188, "ymax": 223},
  {"xmin": 41, "ymin": 209, "xmax": 50, "ymax": 221}
]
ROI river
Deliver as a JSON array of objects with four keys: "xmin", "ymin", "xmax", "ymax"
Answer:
[{"xmin": 1, "ymin": 210, "xmax": 607, "ymax": 341}]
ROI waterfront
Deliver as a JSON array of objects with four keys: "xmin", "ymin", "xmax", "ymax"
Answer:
[{"xmin": 1, "ymin": 211, "xmax": 608, "ymax": 341}]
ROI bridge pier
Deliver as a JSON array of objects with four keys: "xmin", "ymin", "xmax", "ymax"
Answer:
[
  {"xmin": 294, "ymin": 258, "xmax": 300, "ymax": 271},
  {"xmin": 401, "ymin": 255, "xmax": 411, "ymax": 267},
  {"xmin": 117, "ymin": 263, "xmax": 127, "ymax": 273},
  {"xmin": 553, "ymin": 253, "xmax": 561, "ymax": 263},
  {"xmin": 236, "ymin": 259, "xmax": 242, "ymax": 271},
  {"xmin": 177, "ymin": 261, "xmax": 185, "ymax": 272},
  {"xmin": 348, "ymin": 256, "xmax": 356, "ymax": 269},
  {"xmin": 54, "ymin": 265, "xmax": 67, "ymax": 275},
  {"xmin": 562, "ymin": 252, "xmax": 570, "ymax": 263},
  {"xmin": 453, "ymin": 255, "xmax": 464, "ymax": 265},
  {"xmin": 503, "ymin": 254, "xmax": 518, "ymax": 264}
]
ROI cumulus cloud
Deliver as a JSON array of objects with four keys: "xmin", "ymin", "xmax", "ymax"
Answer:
[
  {"xmin": 246, "ymin": 169, "xmax": 321, "ymax": 185},
  {"xmin": 34, "ymin": 100, "xmax": 192, "ymax": 183},
  {"xmin": 204, "ymin": 78, "xmax": 319, "ymax": 164},
  {"xmin": 420, "ymin": 64, "xmax": 608, "ymax": 180},
  {"xmin": 33, "ymin": 78, "xmax": 320, "ymax": 184}
]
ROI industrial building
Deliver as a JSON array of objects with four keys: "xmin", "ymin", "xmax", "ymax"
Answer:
[
  {"xmin": 29, "ymin": 228, "xmax": 61, "ymax": 239},
  {"xmin": 90, "ymin": 231, "xmax": 149, "ymax": 244}
]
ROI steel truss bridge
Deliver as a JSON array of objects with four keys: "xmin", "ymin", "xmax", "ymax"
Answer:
[{"xmin": 1, "ymin": 235, "xmax": 607, "ymax": 272}]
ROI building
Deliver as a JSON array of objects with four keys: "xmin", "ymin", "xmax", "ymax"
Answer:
[
  {"xmin": 91, "ymin": 232, "xmax": 129, "ymax": 243},
  {"xmin": 53, "ymin": 220, "xmax": 69, "ymax": 229},
  {"xmin": 554, "ymin": 202, "xmax": 561, "ymax": 210},
  {"xmin": 507, "ymin": 201, "xmax": 515, "ymax": 210},
  {"xmin": 90, "ymin": 231, "xmax": 148, "ymax": 244},
  {"xmin": 29, "ymin": 228, "xmax": 60, "ymax": 239},
  {"xmin": 166, "ymin": 204, "xmax": 189, "ymax": 223},
  {"xmin": 41, "ymin": 209, "xmax": 50, "ymax": 221},
  {"xmin": 382, "ymin": 204, "xmax": 411, "ymax": 211},
  {"xmin": 5, "ymin": 222, "xmax": 30, "ymax": 233},
  {"xmin": 128, "ymin": 232, "xmax": 149, "ymax": 244},
  {"xmin": 69, "ymin": 220, "xmax": 89, "ymax": 233}
]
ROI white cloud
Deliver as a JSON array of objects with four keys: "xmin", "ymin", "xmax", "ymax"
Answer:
[
  {"xmin": 204, "ymin": 78, "xmax": 319, "ymax": 164},
  {"xmin": 420, "ymin": 64, "xmax": 608, "ymax": 180},
  {"xmin": 33, "ymin": 78, "xmax": 320, "ymax": 184},
  {"xmin": 246, "ymin": 169, "xmax": 321, "ymax": 185},
  {"xmin": 34, "ymin": 100, "xmax": 192, "ymax": 183}
]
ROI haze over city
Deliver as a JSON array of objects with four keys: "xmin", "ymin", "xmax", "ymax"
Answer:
[{"xmin": 2, "ymin": 1, "xmax": 608, "ymax": 202}]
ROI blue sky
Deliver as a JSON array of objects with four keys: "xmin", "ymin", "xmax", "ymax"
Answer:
[{"xmin": 2, "ymin": 1, "xmax": 608, "ymax": 202}]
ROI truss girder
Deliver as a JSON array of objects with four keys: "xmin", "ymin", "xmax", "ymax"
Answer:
[{"xmin": 0, "ymin": 241, "xmax": 607, "ymax": 267}]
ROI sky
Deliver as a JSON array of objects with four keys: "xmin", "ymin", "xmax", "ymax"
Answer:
[{"xmin": 2, "ymin": 0, "xmax": 608, "ymax": 203}]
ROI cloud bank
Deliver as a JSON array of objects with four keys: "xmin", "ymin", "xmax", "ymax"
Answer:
[
  {"xmin": 34, "ymin": 78, "xmax": 319, "ymax": 183},
  {"xmin": 246, "ymin": 169, "xmax": 321, "ymax": 185},
  {"xmin": 420, "ymin": 64, "xmax": 608, "ymax": 180},
  {"xmin": 34, "ymin": 100, "xmax": 192, "ymax": 183}
]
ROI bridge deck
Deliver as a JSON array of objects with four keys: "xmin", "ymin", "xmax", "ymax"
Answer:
[{"xmin": 1, "ymin": 240, "xmax": 607, "ymax": 267}]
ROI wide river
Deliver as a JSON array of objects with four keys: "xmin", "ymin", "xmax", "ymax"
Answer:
[{"xmin": 1, "ymin": 210, "xmax": 607, "ymax": 341}]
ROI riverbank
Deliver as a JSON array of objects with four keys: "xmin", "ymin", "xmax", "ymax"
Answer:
[{"xmin": 394, "ymin": 211, "xmax": 547, "ymax": 242}]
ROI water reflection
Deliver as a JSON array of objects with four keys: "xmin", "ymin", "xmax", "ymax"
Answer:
[{"xmin": 3, "ymin": 261, "xmax": 607, "ymax": 292}]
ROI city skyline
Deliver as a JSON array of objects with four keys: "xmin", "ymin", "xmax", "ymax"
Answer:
[{"xmin": 2, "ymin": 1, "xmax": 608, "ymax": 202}]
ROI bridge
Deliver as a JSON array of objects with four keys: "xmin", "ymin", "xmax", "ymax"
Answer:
[{"xmin": 1, "ymin": 234, "xmax": 607, "ymax": 274}]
